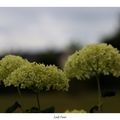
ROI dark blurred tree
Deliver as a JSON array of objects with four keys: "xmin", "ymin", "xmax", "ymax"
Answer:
[
  {"xmin": 67, "ymin": 41, "xmax": 82, "ymax": 53},
  {"xmin": 99, "ymin": 15, "xmax": 120, "ymax": 100},
  {"xmin": 102, "ymin": 15, "xmax": 120, "ymax": 50},
  {"xmin": 102, "ymin": 31, "xmax": 120, "ymax": 50}
]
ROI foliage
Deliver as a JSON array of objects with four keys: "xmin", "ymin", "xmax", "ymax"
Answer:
[
  {"xmin": 4, "ymin": 63, "xmax": 69, "ymax": 91},
  {"xmin": 25, "ymin": 106, "xmax": 55, "ymax": 113},
  {"xmin": 5, "ymin": 101, "xmax": 22, "ymax": 113},
  {"xmin": 64, "ymin": 43, "xmax": 120, "ymax": 80},
  {"xmin": 0, "ymin": 55, "xmax": 29, "ymax": 81},
  {"xmin": 5, "ymin": 101, "xmax": 55, "ymax": 113}
]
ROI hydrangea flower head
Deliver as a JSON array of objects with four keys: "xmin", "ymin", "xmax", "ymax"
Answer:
[
  {"xmin": 0, "ymin": 55, "xmax": 29, "ymax": 81},
  {"xmin": 4, "ymin": 63, "xmax": 69, "ymax": 91},
  {"xmin": 64, "ymin": 43, "xmax": 120, "ymax": 80}
]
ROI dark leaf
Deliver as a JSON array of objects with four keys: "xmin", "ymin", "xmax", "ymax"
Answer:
[{"xmin": 5, "ymin": 101, "xmax": 21, "ymax": 113}]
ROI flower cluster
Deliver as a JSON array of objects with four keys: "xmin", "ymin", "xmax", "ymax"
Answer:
[
  {"xmin": 4, "ymin": 62, "xmax": 69, "ymax": 91},
  {"xmin": 64, "ymin": 109, "xmax": 86, "ymax": 113},
  {"xmin": 0, "ymin": 55, "xmax": 29, "ymax": 81},
  {"xmin": 64, "ymin": 43, "xmax": 120, "ymax": 80}
]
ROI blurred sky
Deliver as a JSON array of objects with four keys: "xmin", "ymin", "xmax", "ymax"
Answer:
[{"xmin": 0, "ymin": 7, "xmax": 120, "ymax": 53}]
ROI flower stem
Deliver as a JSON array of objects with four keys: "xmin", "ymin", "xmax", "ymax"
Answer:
[
  {"xmin": 17, "ymin": 87, "xmax": 24, "ymax": 112},
  {"xmin": 36, "ymin": 92, "xmax": 40, "ymax": 111},
  {"xmin": 96, "ymin": 75, "xmax": 102, "ymax": 112}
]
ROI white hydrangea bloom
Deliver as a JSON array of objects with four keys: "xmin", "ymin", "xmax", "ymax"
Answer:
[
  {"xmin": 4, "ymin": 63, "xmax": 69, "ymax": 91},
  {"xmin": 0, "ymin": 55, "xmax": 30, "ymax": 81},
  {"xmin": 64, "ymin": 43, "xmax": 120, "ymax": 80},
  {"xmin": 64, "ymin": 109, "xmax": 87, "ymax": 113}
]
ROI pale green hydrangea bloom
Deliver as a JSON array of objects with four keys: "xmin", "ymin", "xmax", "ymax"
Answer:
[
  {"xmin": 4, "ymin": 63, "xmax": 69, "ymax": 91},
  {"xmin": 45, "ymin": 65, "xmax": 69, "ymax": 91},
  {"xmin": 64, "ymin": 43, "xmax": 120, "ymax": 80},
  {"xmin": 64, "ymin": 109, "xmax": 87, "ymax": 113},
  {"xmin": 0, "ymin": 55, "xmax": 29, "ymax": 81}
]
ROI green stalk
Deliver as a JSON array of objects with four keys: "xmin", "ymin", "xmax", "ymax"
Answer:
[
  {"xmin": 17, "ymin": 87, "xmax": 24, "ymax": 112},
  {"xmin": 36, "ymin": 92, "xmax": 40, "ymax": 111},
  {"xmin": 96, "ymin": 75, "xmax": 102, "ymax": 112}
]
